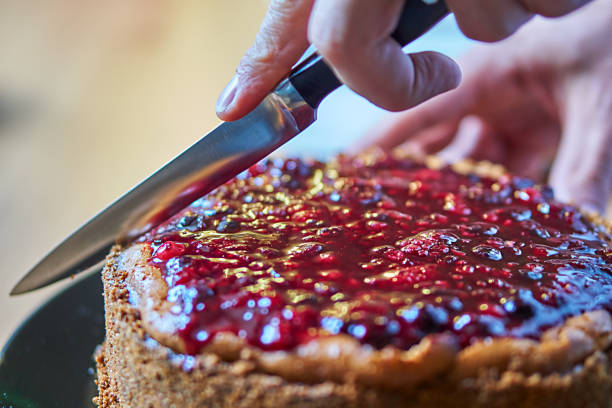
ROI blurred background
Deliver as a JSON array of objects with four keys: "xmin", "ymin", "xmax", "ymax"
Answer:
[{"xmin": 0, "ymin": 1, "xmax": 472, "ymax": 347}]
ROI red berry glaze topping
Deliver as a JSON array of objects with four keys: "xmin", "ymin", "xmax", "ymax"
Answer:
[{"xmin": 142, "ymin": 154, "xmax": 612, "ymax": 355}]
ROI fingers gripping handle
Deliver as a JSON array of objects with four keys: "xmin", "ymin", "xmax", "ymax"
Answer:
[{"xmin": 288, "ymin": 0, "xmax": 450, "ymax": 109}]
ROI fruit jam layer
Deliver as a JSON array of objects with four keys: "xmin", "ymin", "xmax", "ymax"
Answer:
[{"xmin": 143, "ymin": 154, "xmax": 612, "ymax": 355}]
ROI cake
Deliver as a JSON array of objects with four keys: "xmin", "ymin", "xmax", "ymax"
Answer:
[{"xmin": 95, "ymin": 151, "xmax": 612, "ymax": 407}]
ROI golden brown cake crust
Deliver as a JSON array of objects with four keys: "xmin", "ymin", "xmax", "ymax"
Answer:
[
  {"xmin": 122, "ymin": 243, "xmax": 612, "ymax": 388},
  {"xmin": 95, "ymin": 154, "xmax": 612, "ymax": 407},
  {"xmin": 96, "ymin": 245, "xmax": 612, "ymax": 408}
]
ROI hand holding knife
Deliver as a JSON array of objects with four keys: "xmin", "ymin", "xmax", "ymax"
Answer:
[{"xmin": 11, "ymin": 0, "xmax": 449, "ymax": 295}]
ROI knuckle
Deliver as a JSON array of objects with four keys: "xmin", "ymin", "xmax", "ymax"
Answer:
[
  {"xmin": 254, "ymin": 39, "xmax": 281, "ymax": 64},
  {"xmin": 242, "ymin": 0, "xmax": 312, "ymax": 69},
  {"xmin": 238, "ymin": 41, "xmax": 279, "ymax": 77},
  {"xmin": 269, "ymin": 0, "xmax": 310, "ymax": 24},
  {"xmin": 308, "ymin": 22, "xmax": 353, "ymax": 66}
]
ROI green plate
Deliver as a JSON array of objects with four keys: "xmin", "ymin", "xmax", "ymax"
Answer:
[{"xmin": 0, "ymin": 272, "xmax": 104, "ymax": 408}]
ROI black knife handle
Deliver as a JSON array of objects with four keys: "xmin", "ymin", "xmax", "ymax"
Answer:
[{"xmin": 288, "ymin": 0, "xmax": 449, "ymax": 109}]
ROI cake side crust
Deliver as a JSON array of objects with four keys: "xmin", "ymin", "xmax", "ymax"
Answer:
[
  {"xmin": 123, "ymin": 242, "xmax": 612, "ymax": 388},
  {"xmin": 97, "ymin": 244, "xmax": 612, "ymax": 408}
]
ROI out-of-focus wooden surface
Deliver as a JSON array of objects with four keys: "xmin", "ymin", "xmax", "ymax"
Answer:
[{"xmin": 0, "ymin": 0, "xmax": 267, "ymax": 347}]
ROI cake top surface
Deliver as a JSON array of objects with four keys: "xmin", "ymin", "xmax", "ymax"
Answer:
[{"xmin": 141, "ymin": 153, "xmax": 612, "ymax": 355}]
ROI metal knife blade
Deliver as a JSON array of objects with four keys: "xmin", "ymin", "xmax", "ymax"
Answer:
[
  {"xmin": 11, "ymin": 80, "xmax": 315, "ymax": 295},
  {"xmin": 11, "ymin": 0, "xmax": 449, "ymax": 295}
]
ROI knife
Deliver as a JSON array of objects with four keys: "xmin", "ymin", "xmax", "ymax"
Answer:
[{"xmin": 11, "ymin": 0, "xmax": 449, "ymax": 295}]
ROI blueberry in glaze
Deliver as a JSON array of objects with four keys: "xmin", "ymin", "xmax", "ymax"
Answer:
[{"xmin": 142, "ymin": 154, "xmax": 612, "ymax": 355}]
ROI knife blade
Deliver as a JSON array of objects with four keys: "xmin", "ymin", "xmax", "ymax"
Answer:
[{"xmin": 11, "ymin": 0, "xmax": 449, "ymax": 295}]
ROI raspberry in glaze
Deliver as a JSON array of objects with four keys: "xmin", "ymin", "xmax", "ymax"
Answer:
[{"xmin": 142, "ymin": 154, "xmax": 612, "ymax": 355}]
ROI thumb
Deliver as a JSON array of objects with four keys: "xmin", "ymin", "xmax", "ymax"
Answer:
[{"xmin": 216, "ymin": 0, "xmax": 314, "ymax": 121}]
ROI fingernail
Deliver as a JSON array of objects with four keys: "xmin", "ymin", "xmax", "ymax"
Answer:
[{"xmin": 216, "ymin": 75, "xmax": 239, "ymax": 116}]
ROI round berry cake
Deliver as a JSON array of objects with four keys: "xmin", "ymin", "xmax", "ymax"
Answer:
[{"xmin": 95, "ymin": 152, "xmax": 612, "ymax": 407}]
